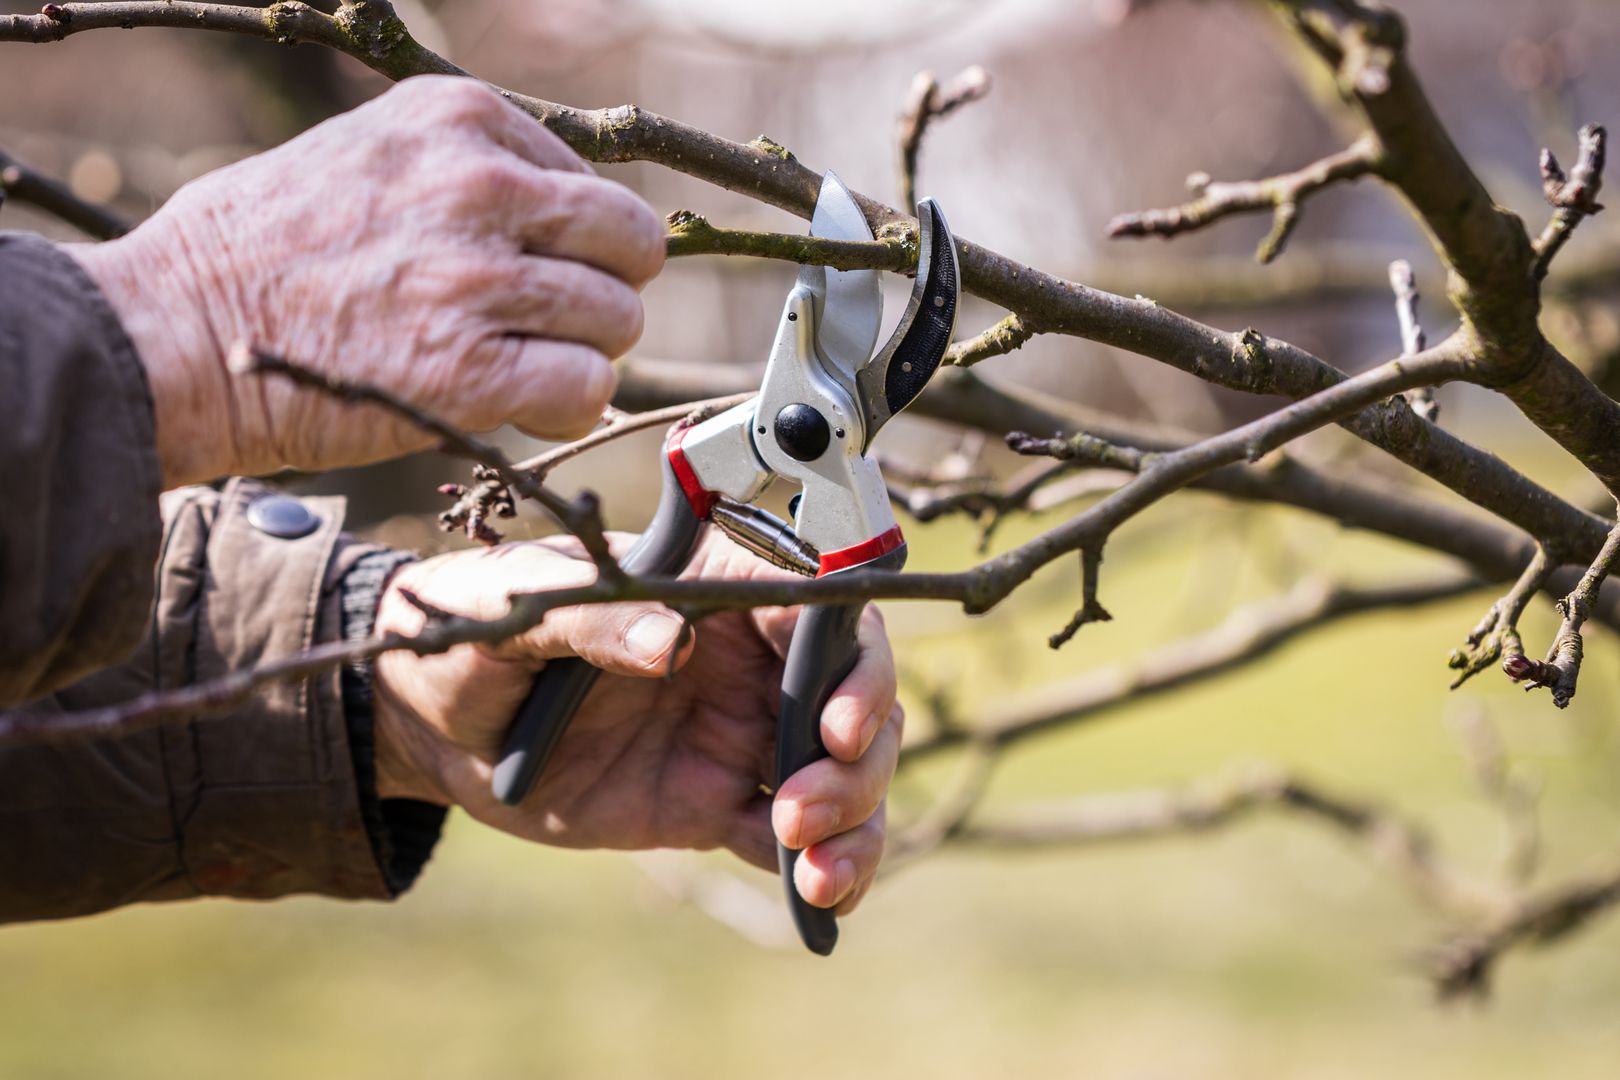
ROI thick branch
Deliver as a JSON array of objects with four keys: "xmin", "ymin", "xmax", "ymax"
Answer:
[
  {"xmin": 1107, "ymin": 136, "xmax": 1381, "ymax": 263},
  {"xmin": 5, "ymin": 0, "xmax": 1613, "ymax": 554},
  {"xmin": 1275, "ymin": 3, "xmax": 1620, "ymax": 494}
]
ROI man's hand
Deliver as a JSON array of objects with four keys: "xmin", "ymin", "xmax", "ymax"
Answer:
[
  {"xmin": 71, "ymin": 76, "xmax": 664, "ymax": 488},
  {"xmin": 371, "ymin": 535, "xmax": 900, "ymax": 915}
]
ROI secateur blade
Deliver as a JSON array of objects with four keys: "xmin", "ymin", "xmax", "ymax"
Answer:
[
  {"xmin": 855, "ymin": 198, "xmax": 959, "ymax": 451},
  {"xmin": 803, "ymin": 172, "xmax": 882, "ymax": 403}
]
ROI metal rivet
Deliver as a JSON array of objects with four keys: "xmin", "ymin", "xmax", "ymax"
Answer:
[
  {"xmin": 246, "ymin": 494, "xmax": 319, "ymax": 539},
  {"xmin": 787, "ymin": 312, "xmax": 798, "ymax": 321},
  {"xmin": 834, "ymin": 427, "xmax": 846, "ymax": 439},
  {"xmin": 901, "ymin": 361, "xmax": 912, "ymax": 372},
  {"xmin": 932, "ymin": 295, "xmax": 945, "ymax": 308}
]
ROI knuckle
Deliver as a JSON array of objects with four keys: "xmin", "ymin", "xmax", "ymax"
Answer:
[
  {"xmin": 453, "ymin": 158, "xmax": 524, "ymax": 207},
  {"xmin": 409, "ymin": 76, "xmax": 503, "ymax": 126}
]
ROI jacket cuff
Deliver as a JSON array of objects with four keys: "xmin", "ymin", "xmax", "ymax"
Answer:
[
  {"xmin": 156, "ymin": 480, "xmax": 395, "ymax": 900},
  {"xmin": 338, "ymin": 548, "xmax": 447, "ymax": 896}
]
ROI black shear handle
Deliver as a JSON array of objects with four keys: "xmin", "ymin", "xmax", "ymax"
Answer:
[
  {"xmin": 490, "ymin": 455, "xmax": 702, "ymax": 806},
  {"xmin": 774, "ymin": 545, "xmax": 906, "ymax": 956}
]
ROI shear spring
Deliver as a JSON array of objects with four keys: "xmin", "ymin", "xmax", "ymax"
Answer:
[{"xmin": 710, "ymin": 498, "xmax": 820, "ymax": 577}]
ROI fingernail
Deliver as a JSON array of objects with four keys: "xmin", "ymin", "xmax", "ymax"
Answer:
[
  {"xmin": 625, "ymin": 612, "xmax": 681, "ymax": 664},
  {"xmin": 834, "ymin": 858, "xmax": 856, "ymax": 902},
  {"xmin": 857, "ymin": 707, "xmax": 884, "ymax": 755},
  {"xmin": 800, "ymin": 802, "xmax": 841, "ymax": 847}
]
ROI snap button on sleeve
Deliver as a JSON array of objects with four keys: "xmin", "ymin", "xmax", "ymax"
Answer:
[{"xmin": 245, "ymin": 494, "xmax": 320, "ymax": 539}]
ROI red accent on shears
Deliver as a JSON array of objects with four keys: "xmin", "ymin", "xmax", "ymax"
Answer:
[
  {"xmin": 816, "ymin": 526, "xmax": 905, "ymax": 576},
  {"xmin": 666, "ymin": 427, "xmax": 719, "ymax": 519}
]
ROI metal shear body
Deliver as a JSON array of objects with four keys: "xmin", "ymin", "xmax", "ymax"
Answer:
[{"xmin": 491, "ymin": 174, "xmax": 960, "ymax": 955}]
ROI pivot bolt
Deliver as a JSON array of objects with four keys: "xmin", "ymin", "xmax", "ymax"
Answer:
[{"xmin": 773, "ymin": 403, "xmax": 831, "ymax": 462}]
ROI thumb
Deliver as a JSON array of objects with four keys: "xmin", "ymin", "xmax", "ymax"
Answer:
[{"xmin": 513, "ymin": 600, "xmax": 695, "ymax": 678}]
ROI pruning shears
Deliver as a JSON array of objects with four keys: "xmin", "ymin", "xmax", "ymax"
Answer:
[{"xmin": 490, "ymin": 173, "xmax": 959, "ymax": 955}]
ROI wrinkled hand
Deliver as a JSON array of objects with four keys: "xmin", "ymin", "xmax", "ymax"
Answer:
[
  {"xmin": 72, "ymin": 76, "xmax": 664, "ymax": 487},
  {"xmin": 372, "ymin": 534, "xmax": 901, "ymax": 914}
]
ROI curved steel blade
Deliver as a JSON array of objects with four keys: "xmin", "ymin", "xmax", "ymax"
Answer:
[
  {"xmin": 855, "ymin": 197, "xmax": 959, "ymax": 451},
  {"xmin": 804, "ymin": 172, "xmax": 881, "ymax": 398}
]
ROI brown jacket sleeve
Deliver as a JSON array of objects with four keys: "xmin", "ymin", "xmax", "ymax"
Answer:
[
  {"xmin": 0, "ymin": 234, "xmax": 441, "ymax": 921},
  {"xmin": 0, "ymin": 482, "xmax": 414, "ymax": 920},
  {"xmin": 0, "ymin": 232, "xmax": 164, "ymax": 704}
]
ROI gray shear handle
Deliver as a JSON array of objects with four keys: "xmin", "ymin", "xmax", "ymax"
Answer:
[
  {"xmin": 774, "ymin": 546, "xmax": 906, "ymax": 956},
  {"xmin": 775, "ymin": 601, "xmax": 860, "ymax": 956},
  {"xmin": 491, "ymin": 457, "xmax": 702, "ymax": 806}
]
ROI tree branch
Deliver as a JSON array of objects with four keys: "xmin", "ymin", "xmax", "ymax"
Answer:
[
  {"xmin": 5, "ymin": 0, "xmax": 1612, "ymax": 556},
  {"xmin": 942, "ymin": 312, "xmax": 1037, "ymax": 368},
  {"xmin": 1505, "ymin": 510, "xmax": 1620, "ymax": 706},
  {"xmin": 896, "ymin": 65, "xmax": 990, "ymax": 208},
  {"xmin": 1388, "ymin": 257, "xmax": 1437, "ymax": 420},
  {"xmin": 1107, "ymin": 136, "xmax": 1382, "ymax": 263},
  {"xmin": 0, "ymin": 146, "xmax": 129, "ymax": 239},
  {"xmin": 1532, "ymin": 122, "xmax": 1607, "ymax": 281},
  {"xmin": 664, "ymin": 210, "xmax": 913, "ymax": 271},
  {"xmin": 1447, "ymin": 545, "xmax": 1553, "ymax": 689},
  {"xmin": 901, "ymin": 573, "xmax": 1481, "ymax": 764},
  {"xmin": 230, "ymin": 343, "xmax": 621, "ymax": 576},
  {"xmin": 1430, "ymin": 856, "xmax": 1620, "ymax": 1000},
  {"xmin": 511, "ymin": 391, "xmax": 756, "ymax": 477},
  {"xmin": 1273, "ymin": 2, "xmax": 1620, "ymax": 494},
  {"xmin": 943, "ymin": 762, "xmax": 1500, "ymax": 917},
  {"xmin": 615, "ymin": 357, "xmax": 1620, "ymax": 633}
]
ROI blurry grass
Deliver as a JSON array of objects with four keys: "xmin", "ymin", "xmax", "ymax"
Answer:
[{"xmin": 5, "ymin": 452, "xmax": 1620, "ymax": 1079}]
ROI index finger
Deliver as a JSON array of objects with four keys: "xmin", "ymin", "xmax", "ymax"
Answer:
[{"xmin": 482, "ymin": 87, "xmax": 595, "ymax": 175}]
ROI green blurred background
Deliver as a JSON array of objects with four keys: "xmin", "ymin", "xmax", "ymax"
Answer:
[{"xmin": 4, "ymin": 0, "xmax": 1620, "ymax": 1076}]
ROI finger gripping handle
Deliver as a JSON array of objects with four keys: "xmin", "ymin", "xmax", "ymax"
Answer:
[
  {"xmin": 491, "ymin": 455, "xmax": 702, "ymax": 806},
  {"xmin": 774, "ymin": 544, "xmax": 905, "ymax": 956},
  {"xmin": 775, "ymin": 602, "xmax": 863, "ymax": 956}
]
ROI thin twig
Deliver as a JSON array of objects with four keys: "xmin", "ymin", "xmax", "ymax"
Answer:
[
  {"xmin": 1505, "ymin": 509, "xmax": 1620, "ymax": 706},
  {"xmin": 512, "ymin": 392, "xmax": 755, "ymax": 476},
  {"xmin": 896, "ymin": 66, "xmax": 990, "ymax": 208},
  {"xmin": 0, "ymin": 146, "xmax": 129, "ymax": 239},
  {"xmin": 1389, "ymin": 258, "xmax": 1437, "ymax": 420},
  {"xmin": 943, "ymin": 313, "xmax": 1036, "ymax": 368},
  {"xmin": 1430, "ymin": 856, "xmax": 1620, "ymax": 1000},
  {"xmin": 1532, "ymin": 123, "xmax": 1607, "ymax": 281},
  {"xmin": 665, "ymin": 210, "xmax": 914, "ymax": 271},
  {"xmin": 1448, "ymin": 545, "xmax": 1554, "ymax": 689},
  {"xmin": 1106, "ymin": 136, "xmax": 1382, "ymax": 263},
  {"xmin": 230, "ymin": 343, "xmax": 621, "ymax": 577},
  {"xmin": 902, "ymin": 574, "xmax": 1483, "ymax": 763},
  {"xmin": 943, "ymin": 762, "xmax": 1502, "ymax": 917}
]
